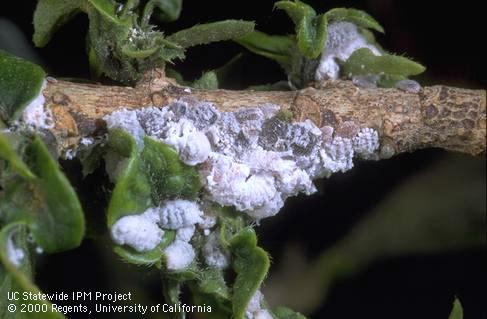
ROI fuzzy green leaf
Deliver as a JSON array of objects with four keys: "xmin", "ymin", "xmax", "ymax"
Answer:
[
  {"xmin": 230, "ymin": 228, "xmax": 270, "ymax": 319},
  {"xmin": 342, "ymin": 48, "xmax": 425, "ymax": 78},
  {"xmin": 192, "ymin": 71, "xmax": 219, "ymax": 90},
  {"xmin": 0, "ymin": 223, "xmax": 67, "ymax": 319},
  {"xmin": 33, "ymin": 0, "xmax": 83, "ymax": 47},
  {"xmin": 141, "ymin": 136, "xmax": 201, "ymax": 200},
  {"xmin": 0, "ymin": 133, "xmax": 35, "ymax": 180},
  {"xmin": 236, "ymin": 31, "xmax": 295, "ymax": 71},
  {"xmin": 275, "ymin": 0, "xmax": 327, "ymax": 59},
  {"xmin": 0, "ymin": 50, "xmax": 46, "ymax": 123},
  {"xmin": 106, "ymin": 130, "xmax": 151, "ymax": 226},
  {"xmin": 161, "ymin": 278, "xmax": 184, "ymax": 319},
  {"xmin": 167, "ymin": 20, "xmax": 255, "ymax": 49},
  {"xmin": 273, "ymin": 307, "xmax": 308, "ymax": 319},
  {"xmin": 448, "ymin": 298, "xmax": 463, "ymax": 319},
  {"xmin": 113, "ymin": 230, "xmax": 175, "ymax": 266},
  {"xmin": 325, "ymin": 8, "xmax": 384, "ymax": 33},
  {"xmin": 87, "ymin": 0, "xmax": 122, "ymax": 24},
  {"xmin": 0, "ymin": 137, "xmax": 85, "ymax": 253},
  {"xmin": 145, "ymin": 0, "xmax": 182, "ymax": 23},
  {"xmin": 189, "ymin": 285, "xmax": 233, "ymax": 319},
  {"xmin": 24, "ymin": 137, "xmax": 85, "ymax": 252},
  {"xmin": 197, "ymin": 268, "xmax": 230, "ymax": 300}
]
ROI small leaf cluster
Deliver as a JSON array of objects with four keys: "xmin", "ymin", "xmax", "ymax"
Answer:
[
  {"xmin": 33, "ymin": 0, "xmax": 255, "ymax": 84},
  {"xmin": 237, "ymin": 0, "xmax": 424, "ymax": 88},
  {"xmin": 0, "ymin": 50, "xmax": 45, "ymax": 123},
  {"xmin": 0, "ymin": 133, "xmax": 85, "ymax": 319}
]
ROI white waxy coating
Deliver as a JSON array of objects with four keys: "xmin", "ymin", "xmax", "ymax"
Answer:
[
  {"xmin": 246, "ymin": 290, "xmax": 263, "ymax": 315},
  {"xmin": 253, "ymin": 310, "xmax": 273, "ymax": 319},
  {"xmin": 6, "ymin": 234, "xmax": 24, "ymax": 267},
  {"xmin": 176, "ymin": 225, "xmax": 196, "ymax": 242},
  {"xmin": 102, "ymin": 99, "xmax": 381, "ymax": 222},
  {"xmin": 321, "ymin": 136, "xmax": 354, "ymax": 175},
  {"xmin": 111, "ymin": 213, "xmax": 163, "ymax": 252},
  {"xmin": 104, "ymin": 108, "xmax": 146, "ymax": 147},
  {"xmin": 21, "ymin": 80, "xmax": 54, "ymax": 129},
  {"xmin": 352, "ymin": 127, "xmax": 380, "ymax": 158},
  {"xmin": 163, "ymin": 240, "xmax": 195, "ymax": 270},
  {"xmin": 203, "ymin": 153, "xmax": 284, "ymax": 218},
  {"xmin": 315, "ymin": 22, "xmax": 381, "ymax": 81},
  {"xmin": 159, "ymin": 199, "xmax": 203, "ymax": 229},
  {"xmin": 162, "ymin": 119, "xmax": 211, "ymax": 165},
  {"xmin": 246, "ymin": 290, "xmax": 273, "ymax": 319},
  {"xmin": 202, "ymin": 233, "xmax": 229, "ymax": 269}
]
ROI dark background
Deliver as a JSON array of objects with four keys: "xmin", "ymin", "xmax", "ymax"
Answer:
[{"xmin": 1, "ymin": 1, "xmax": 485, "ymax": 318}]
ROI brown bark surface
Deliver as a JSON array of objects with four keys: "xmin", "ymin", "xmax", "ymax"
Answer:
[{"xmin": 43, "ymin": 72, "xmax": 486, "ymax": 157}]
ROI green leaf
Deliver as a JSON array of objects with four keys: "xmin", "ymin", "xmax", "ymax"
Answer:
[
  {"xmin": 33, "ymin": 0, "xmax": 84, "ymax": 47},
  {"xmin": 87, "ymin": 0, "xmax": 122, "ymax": 24},
  {"xmin": 106, "ymin": 129, "xmax": 151, "ymax": 226},
  {"xmin": 448, "ymin": 298, "xmax": 463, "ymax": 319},
  {"xmin": 342, "ymin": 48, "xmax": 425, "ymax": 78},
  {"xmin": 0, "ymin": 133, "xmax": 35, "ymax": 180},
  {"xmin": 161, "ymin": 277, "xmax": 184, "ymax": 319},
  {"xmin": 167, "ymin": 20, "xmax": 255, "ymax": 49},
  {"xmin": 25, "ymin": 137, "xmax": 85, "ymax": 252},
  {"xmin": 236, "ymin": 31, "xmax": 295, "ymax": 71},
  {"xmin": 189, "ymin": 285, "xmax": 233, "ymax": 319},
  {"xmin": 144, "ymin": 0, "xmax": 182, "ymax": 23},
  {"xmin": 192, "ymin": 71, "xmax": 219, "ymax": 90},
  {"xmin": 197, "ymin": 268, "xmax": 230, "ymax": 300},
  {"xmin": 141, "ymin": 136, "xmax": 201, "ymax": 200},
  {"xmin": 0, "ymin": 136, "xmax": 85, "ymax": 253},
  {"xmin": 0, "ymin": 50, "xmax": 46, "ymax": 123},
  {"xmin": 230, "ymin": 228, "xmax": 270, "ymax": 319},
  {"xmin": 275, "ymin": 0, "xmax": 327, "ymax": 59},
  {"xmin": 273, "ymin": 307, "xmax": 308, "ymax": 319},
  {"xmin": 0, "ymin": 223, "xmax": 66, "ymax": 319},
  {"xmin": 114, "ymin": 230, "xmax": 175, "ymax": 266},
  {"xmin": 165, "ymin": 68, "xmax": 188, "ymax": 86},
  {"xmin": 325, "ymin": 8, "xmax": 384, "ymax": 33}
]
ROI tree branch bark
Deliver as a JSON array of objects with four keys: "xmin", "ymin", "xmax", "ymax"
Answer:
[{"xmin": 42, "ymin": 71, "xmax": 485, "ymax": 157}]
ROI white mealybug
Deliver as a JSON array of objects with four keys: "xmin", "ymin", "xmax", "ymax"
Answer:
[
  {"xmin": 198, "ymin": 214, "xmax": 217, "ymax": 230},
  {"xmin": 253, "ymin": 310, "xmax": 274, "ymax": 319},
  {"xmin": 21, "ymin": 80, "xmax": 54, "ymax": 129},
  {"xmin": 202, "ymin": 233, "xmax": 229, "ymax": 269},
  {"xmin": 245, "ymin": 290, "xmax": 274, "ymax": 319},
  {"xmin": 176, "ymin": 225, "xmax": 196, "ymax": 242},
  {"xmin": 104, "ymin": 108, "xmax": 146, "ymax": 147},
  {"xmin": 315, "ymin": 22, "xmax": 381, "ymax": 81},
  {"xmin": 395, "ymin": 79, "xmax": 422, "ymax": 93},
  {"xmin": 80, "ymin": 137, "xmax": 94, "ymax": 146},
  {"xmin": 6, "ymin": 233, "xmax": 24, "ymax": 267},
  {"xmin": 163, "ymin": 240, "xmax": 195, "ymax": 270},
  {"xmin": 352, "ymin": 127, "xmax": 380, "ymax": 159},
  {"xmin": 162, "ymin": 119, "xmax": 211, "ymax": 165},
  {"xmin": 203, "ymin": 153, "xmax": 282, "ymax": 217},
  {"xmin": 159, "ymin": 199, "xmax": 203, "ymax": 229},
  {"xmin": 136, "ymin": 106, "xmax": 170, "ymax": 138},
  {"xmin": 246, "ymin": 290, "xmax": 264, "ymax": 316},
  {"xmin": 242, "ymin": 148, "xmax": 316, "ymax": 197},
  {"xmin": 320, "ymin": 136, "xmax": 355, "ymax": 175},
  {"xmin": 111, "ymin": 213, "xmax": 163, "ymax": 252}
]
